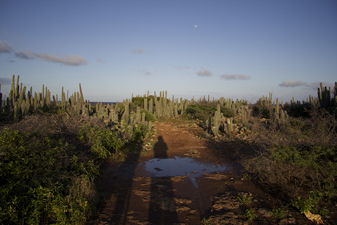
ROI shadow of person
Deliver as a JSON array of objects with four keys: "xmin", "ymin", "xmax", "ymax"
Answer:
[
  {"xmin": 154, "ymin": 136, "xmax": 169, "ymax": 158},
  {"xmin": 105, "ymin": 140, "xmax": 143, "ymax": 225},
  {"xmin": 149, "ymin": 136, "xmax": 179, "ymax": 224}
]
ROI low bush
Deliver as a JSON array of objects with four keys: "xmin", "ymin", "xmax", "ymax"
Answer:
[
  {"xmin": 284, "ymin": 103, "xmax": 311, "ymax": 118},
  {"xmin": 244, "ymin": 104, "xmax": 337, "ymax": 218},
  {"xmin": 0, "ymin": 129, "xmax": 99, "ymax": 224},
  {"xmin": 131, "ymin": 95, "xmax": 161, "ymax": 109},
  {"xmin": 244, "ymin": 209, "xmax": 257, "ymax": 221},
  {"xmin": 271, "ymin": 207, "xmax": 289, "ymax": 219},
  {"xmin": 252, "ymin": 104, "xmax": 271, "ymax": 119},
  {"xmin": 246, "ymin": 143, "xmax": 337, "ymax": 215},
  {"xmin": 183, "ymin": 103, "xmax": 234, "ymax": 121},
  {"xmin": 140, "ymin": 109, "xmax": 157, "ymax": 122},
  {"xmin": 132, "ymin": 122, "xmax": 153, "ymax": 142},
  {"xmin": 79, "ymin": 124, "xmax": 125, "ymax": 159}
]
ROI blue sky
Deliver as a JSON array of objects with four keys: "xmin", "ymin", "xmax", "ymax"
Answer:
[{"xmin": 1, "ymin": 0, "xmax": 336, "ymax": 103}]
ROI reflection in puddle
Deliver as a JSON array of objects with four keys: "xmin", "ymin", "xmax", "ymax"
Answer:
[{"xmin": 139, "ymin": 156, "xmax": 227, "ymax": 188}]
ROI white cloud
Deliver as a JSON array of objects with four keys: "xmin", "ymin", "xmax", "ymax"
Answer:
[
  {"xmin": 132, "ymin": 48, "xmax": 146, "ymax": 54},
  {"xmin": 220, "ymin": 74, "xmax": 251, "ymax": 80},
  {"xmin": 0, "ymin": 40, "xmax": 14, "ymax": 53},
  {"xmin": 1, "ymin": 40, "xmax": 87, "ymax": 66},
  {"xmin": 32, "ymin": 52, "xmax": 88, "ymax": 66},
  {"xmin": 96, "ymin": 58, "xmax": 106, "ymax": 63},
  {"xmin": 279, "ymin": 80, "xmax": 308, "ymax": 87},
  {"xmin": 15, "ymin": 51, "xmax": 33, "ymax": 59},
  {"xmin": 196, "ymin": 69, "xmax": 212, "ymax": 76},
  {"xmin": 14, "ymin": 50, "xmax": 88, "ymax": 66}
]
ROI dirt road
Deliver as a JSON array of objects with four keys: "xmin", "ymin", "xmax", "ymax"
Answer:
[{"xmin": 91, "ymin": 119, "xmax": 312, "ymax": 225}]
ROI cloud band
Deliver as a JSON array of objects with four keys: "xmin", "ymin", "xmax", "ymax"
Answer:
[{"xmin": 220, "ymin": 74, "xmax": 251, "ymax": 80}]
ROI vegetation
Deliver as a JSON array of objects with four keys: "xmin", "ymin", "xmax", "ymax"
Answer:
[
  {"xmin": 0, "ymin": 76, "xmax": 157, "ymax": 224},
  {"xmin": 244, "ymin": 208, "xmax": 257, "ymax": 221},
  {"xmin": 1, "ymin": 75, "xmax": 336, "ymax": 223},
  {"xmin": 271, "ymin": 207, "xmax": 289, "ymax": 219},
  {"xmin": 79, "ymin": 125, "xmax": 125, "ymax": 160},
  {"xmin": 182, "ymin": 103, "xmax": 234, "ymax": 121},
  {"xmin": 237, "ymin": 193, "xmax": 253, "ymax": 205},
  {"xmin": 0, "ymin": 128, "xmax": 98, "ymax": 224}
]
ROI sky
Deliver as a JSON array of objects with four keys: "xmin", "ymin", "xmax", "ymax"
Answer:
[{"xmin": 0, "ymin": 0, "xmax": 336, "ymax": 103}]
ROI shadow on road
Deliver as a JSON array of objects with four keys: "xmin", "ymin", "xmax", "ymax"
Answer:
[
  {"xmin": 105, "ymin": 141, "xmax": 143, "ymax": 225},
  {"xmin": 149, "ymin": 136, "xmax": 179, "ymax": 224}
]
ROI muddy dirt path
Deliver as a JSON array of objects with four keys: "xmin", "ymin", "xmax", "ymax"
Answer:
[{"xmin": 90, "ymin": 120, "xmax": 312, "ymax": 225}]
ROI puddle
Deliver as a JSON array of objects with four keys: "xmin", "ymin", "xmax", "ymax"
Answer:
[{"xmin": 137, "ymin": 156, "xmax": 227, "ymax": 188}]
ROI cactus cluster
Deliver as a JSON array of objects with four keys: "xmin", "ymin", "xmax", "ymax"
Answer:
[
  {"xmin": 133, "ymin": 91, "xmax": 189, "ymax": 119},
  {"xmin": 3, "ymin": 75, "xmax": 335, "ymax": 140},
  {"xmin": 0, "ymin": 75, "xmax": 78, "ymax": 121},
  {"xmin": 238, "ymin": 105, "xmax": 251, "ymax": 124},
  {"xmin": 288, "ymin": 82, "xmax": 336, "ymax": 109},
  {"xmin": 318, "ymin": 82, "xmax": 337, "ymax": 108},
  {"xmin": 272, "ymin": 98, "xmax": 288, "ymax": 125},
  {"xmin": 203, "ymin": 103, "xmax": 237, "ymax": 137}
]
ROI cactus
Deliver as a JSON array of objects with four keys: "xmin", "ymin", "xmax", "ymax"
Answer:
[
  {"xmin": 144, "ymin": 98, "xmax": 148, "ymax": 111},
  {"xmin": 317, "ymin": 82, "xmax": 336, "ymax": 108},
  {"xmin": 141, "ymin": 112, "xmax": 145, "ymax": 122},
  {"xmin": 207, "ymin": 116, "xmax": 212, "ymax": 134},
  {"xmin": 213, "ymin": 111, "xmax": 220, "ymax": 136},
  {"xmin": 79, "ymin": 83, "xmax": 84, "ymax": 105},
  {"xmin": 148, "ymin": 121, "xmax": 152, "ymax": 131},
  {"xmin": 174, "ymin": 100, "xmax": 178, "ymax": 117},
  {"xmin": 17, "ymin": 86, "xmax": 26, "ymax": 111},
  {"xmin": 136, "ymin": 107, "xmax": 141, "ymax": 123},
  {"xmin": 149, "ymin": 98, "xmax": 153, "ymax": 114},
  {"xmin": 226, "ymin": 118, "xmax": 233, "ymax": 136},
  {"xmin": 14, "ymin": 101, "xmax": 19, "ymax": 121},
  {"xmin": 123, "ymin": 102, "xmax": 129, "ymax": 126},
  {"xmin": 280, "ymin": 110, "xmax": 285, "ymax": 124}
]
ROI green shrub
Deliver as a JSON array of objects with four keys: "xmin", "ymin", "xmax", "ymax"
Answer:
[
  {"xmin": 132, "ymin": 96, "xmax": 144, "ymax": 107},
  {"xmin": 250, "ymin": 143, "xmax": 337, "ymax": 210},
  {"xmin": 271, "ymin": 207, "xmax": 288, "ymax": 219},
  {"xmin": 289, "ymin": 119, "xmax": 304, "ymax": 128},
  {"xmin": 183, "ymin": 103, "xmax": 234, "ymax": 121},
  {"xmin": 79, "ymin": 125, "xmax": 125, "ymax": 159},
  {"xmin": 131, "ymin": 95, "xmax": 161, "ymax": 109},
  {"xmin": 252, "ymin": 104, "xmax": 271, "ymax": 119},
  {"xmin": 140, "ymin": 109, "xmax": 157, "ymax": 122},
  {"xmin": 132, "ymin": 122, "xmax": 152, "ymax": 142},
  {"xmin": 237, "ymin": 193, "xmax": 253, "ymax": 205},
  {"xmin": 291, "ymin": 191, "xmax": 322, "ymax": 214},
  {"xmin": 244, "ymin": 209, "xmax": 257, "ymax": 221},
  {"xmin": 0, "ymin": 129, "xmax": 98, "ymax": 224},
  {"xmin": 284, "ymin": 103, "xmax": 311, "ymax": 118}
]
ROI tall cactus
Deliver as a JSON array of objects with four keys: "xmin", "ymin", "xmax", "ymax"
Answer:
[
  {"xmin": 226, "ymin": 118, "xmax": 233, "ymax": 136},
  {"xmin": 79, "ymin": 83, "xmax": 84, "ymax": 105},
  {"xmin": 149, "ymin": 98, "xmax": 153, "ymax": 114},
  {"xmin": 123, "ymin": 102, "xmax": 129, "ymax": 126},
  {"xmin": 144, "ymin": 98, "xmax": 148, "ymax": 111},
  {"xmin": 318, "ymin": 82, "xmax": 335, "ymax": 108}
]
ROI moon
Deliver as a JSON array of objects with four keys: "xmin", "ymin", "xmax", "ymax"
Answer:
[{"xmin": 194, "ymin": 25, "xmax": 197, "ymax": 28}]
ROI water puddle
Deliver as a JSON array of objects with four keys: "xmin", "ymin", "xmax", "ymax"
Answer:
[{"xmin": 137, "ymin": 156, "xmax": 227, "ymax": 188}]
